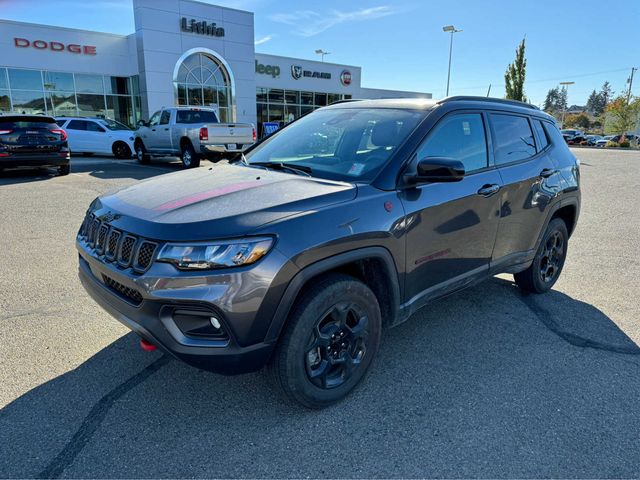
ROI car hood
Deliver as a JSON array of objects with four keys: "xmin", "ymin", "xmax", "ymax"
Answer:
[{"xmin": 92, "ymin": 163, "xmax": 357, "ymax": 241}]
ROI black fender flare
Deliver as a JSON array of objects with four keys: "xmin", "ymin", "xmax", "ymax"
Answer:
[
  {"xmin": 534, "ymin": 194, "xmax": 580, "ymax": 252},
  {"xmin": 264, "ymin": 246, "xmax": 401, "ymax": 343}
]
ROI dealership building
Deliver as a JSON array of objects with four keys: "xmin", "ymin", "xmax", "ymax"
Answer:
[{"xmin": 0, "ymin": 0, "xmax": 431, "ymax": 134}]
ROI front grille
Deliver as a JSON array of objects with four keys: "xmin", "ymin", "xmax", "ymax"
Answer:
[
  {"xmin": 77, "ymin": 212, "xmax": 158, "ymax": 273},
  {"xmin": 119, "ymin": 236, "xmax": 136, "ymax": 266},
  {"xmin": 102, "ymin": 274, "xmax": 143, "ymax": 305},
  {"xmin": 135, "ymin": 241, "xmax": 157, "ymax": 271}
]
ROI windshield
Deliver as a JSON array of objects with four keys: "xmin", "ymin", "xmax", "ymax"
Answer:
[
  {"xmin": 99, "ymin": 119, "xmax": 131, "ymax": 131},
  {"xmin": 245, "ymin": 108, "xmax": 424, "ymax": 182}
]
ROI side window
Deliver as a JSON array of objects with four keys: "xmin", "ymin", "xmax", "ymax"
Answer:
[
  {"xmin": 159, "ymin": 110, "xmax": 171, "ymax": 125},
  {"xmin": 67, "ymin": 120, "xmax": 87, "ymax": 131},
  {"xmin": 416, "ymin": 113, "xmax": 488, "ymax": 173},
  {"xmin": 533, "ymin": 119, "xmax": 549, "ymax": 151},
  {"xmin": 490, "ymin": 114, "xmax": 536, "ymax": 164},
  {"xmin": 148, "ymin": 111, "xmax": 161, "ymax": 127},
  {"xmin": 86, "ymin": 121, "xmax": 105, "ymax": 133},
  {"xmin": 542, "ymin": 121, "xmax": 565, "ymax": 146}
]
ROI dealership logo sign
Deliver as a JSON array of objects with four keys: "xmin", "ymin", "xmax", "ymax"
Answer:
[
  {"xmin": 255, "ymin": 61, "xmax": 280, "ymax": 78},
  {"xmin": 291, "ymin": 65, "xmax": 331, "ymax": 80},
  {"xmin": 14, "ymin": 38, "xmax": 97, "ymax": 55},
  {"xmin": 340, "ymin": 70, "xmax": 352, "ymax": 86},
  {"xmin": 181, "ymin": 17, "xmax": 225, "ymax": 37}
]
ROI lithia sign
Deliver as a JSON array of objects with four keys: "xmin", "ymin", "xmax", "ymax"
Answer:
[{"xmin": 180, "ymin": 17, "xmax": 225, "ymax": 37}]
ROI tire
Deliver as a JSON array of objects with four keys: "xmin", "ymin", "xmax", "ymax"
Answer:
[
  {"xmin": 58, "ymin": 164, "xmax": 70, "ymax": 176},
  {"xmin": 134, "ymin": 141, "xmax": 150, "ymax": 164},
  {"xmin": 514, "ymin": 217, "xmax": 568, "ymax": 293},
  {"xmin": 112, "ymin": 141, "xmax": 132, "ymax": 159},
  {"xmin": 269, "ymin": 273, "xmax": 382, "ymax": 409},
  {"xmin": 181, "ymin": 141, "xmax": 200, "ymax": 168}
]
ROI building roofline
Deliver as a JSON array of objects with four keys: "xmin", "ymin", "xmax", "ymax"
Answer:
[
  {"xmin": 0, "ymin": 18, "xmax": 133, "ymax": 38},
  {"xmin": 254, "ymin": 52, "xmax": 360, "ymax": 70}
]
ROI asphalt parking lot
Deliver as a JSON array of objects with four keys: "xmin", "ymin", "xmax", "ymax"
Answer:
[{"xmin": 1, "ymin": 149, "xmax": 639, "ymax": 478}]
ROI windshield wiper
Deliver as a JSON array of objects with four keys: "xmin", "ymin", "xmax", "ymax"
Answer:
[{"xmin": 248, "ymin": 161, "xmax": 312, "ymax": 177}]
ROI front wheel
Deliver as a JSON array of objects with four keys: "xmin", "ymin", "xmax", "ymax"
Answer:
[
  {"xmin": 514, "ymin": 217, "xmax": 568, "ymax": 293},
  {"xmin": 134, "ymin": 142, "xmax": 150, "ymax": 164},
  {"xmin": 181, "ymin": 142, "xmax": 200, "ymax": 168},
  {"xmin": 269, "ymin": 274, "xmax": 382, "ymax": 409},
  {"xmin": 113, "ymin": 141, "xmax": 132, "ymax": 159}
]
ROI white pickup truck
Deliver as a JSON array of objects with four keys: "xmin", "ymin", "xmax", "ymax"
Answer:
[{"xmin": 133, "ymin": 107, "xmax": 256, "ymax": 168}]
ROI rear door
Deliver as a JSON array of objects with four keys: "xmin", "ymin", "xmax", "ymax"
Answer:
[
  {"xmin": 489, "ymin": 113, "xmax": 564, "ymax": 265},
  {"xmin": 400, "ymin": 111, "xmax": 503, "ymax": 305},
  {"xmin": 65, "ymin": 120, "xmax": 89, "ymax": 152}
]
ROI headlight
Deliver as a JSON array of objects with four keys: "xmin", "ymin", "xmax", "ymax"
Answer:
[{"xmin": 157, "ymin": 237, "xmax": 274, "ymax": 270}]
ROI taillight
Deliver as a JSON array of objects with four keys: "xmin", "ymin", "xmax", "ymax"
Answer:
[
  {"xmin": 199, "ymin": 127, "xmax": 208, "ymax": 141},
  {"xmin": 0, "ymin": 129, "xmax": 12, "ymax": 135},
  {"xmin": 51, "ymin": 129, "xmax": 68, "ymax": 141},
  {"xmin": 252, "ymin": 127, "xmax": 257, "ymax": 142}
]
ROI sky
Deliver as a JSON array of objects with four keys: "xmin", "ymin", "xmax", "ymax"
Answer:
[{"xmin": 2, "ymin": 0, "xmax": 639, "ymax": 107}]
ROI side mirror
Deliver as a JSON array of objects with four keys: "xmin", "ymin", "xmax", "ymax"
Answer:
[
  {"xmin": 408, "ymin": 157, "xmax": 465, "ymax": 184},
  {"xmin": 137, "ymin": 120, "xmax": 148, "ymax": 128}
]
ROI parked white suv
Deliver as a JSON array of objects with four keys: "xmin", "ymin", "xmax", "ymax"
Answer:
[{"xmin": 56, "ymin": 117, "xmax": 135, "ymax": 158}]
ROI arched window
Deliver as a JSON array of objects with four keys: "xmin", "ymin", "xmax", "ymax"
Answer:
[{"xmin": 174, "ymin": 51, "xmax": 232, "ymax": 122}]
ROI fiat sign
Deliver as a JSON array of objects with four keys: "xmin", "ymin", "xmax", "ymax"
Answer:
[{"xmin": 340, "ymin": 70, "xmax": 352, "ymax": 86}]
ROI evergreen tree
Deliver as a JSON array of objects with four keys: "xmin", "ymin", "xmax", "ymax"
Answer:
[
  {"xmin": 505, "ymin": 38, "xmax": 527, "ymax": 102},
  {"xmin": 586, "ymin": 89, "xmax": 600, "ymax": 114},
  {"xmin": 543, "ymin": 87, "xmax": 560, "ymax": 113}
]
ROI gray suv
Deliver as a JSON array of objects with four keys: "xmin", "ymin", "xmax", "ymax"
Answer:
[{"xmin": 76, "ymin": 97, "xmax": 580, "ymax": 408}]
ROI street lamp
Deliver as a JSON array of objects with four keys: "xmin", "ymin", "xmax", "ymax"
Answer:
[
  {"xmin": 559, "ymin": 81, "xmax": 575, "ymax": 127},
  {"xmin": 314, "ymin": 49, "xmax": 331, "ymax": 62},
  {"xmin": 443, "ymin": 25, "xmax": 462, "ymax": 97}
]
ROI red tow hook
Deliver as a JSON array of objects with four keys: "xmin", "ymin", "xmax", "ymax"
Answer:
[{"xmin": 140, "ymin": 339, "xmax": 157, "ymax": 351}]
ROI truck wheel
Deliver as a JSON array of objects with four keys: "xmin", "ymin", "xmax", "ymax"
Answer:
[
  {"xmin": 181, "ymin": 142, "xmax": 200, "ymax": 168},
  {"xmin": 134, "ymin": 142, "xmax": 150, "ymax": 164},
  {"xmin": 269, "ymin": 273, "xmax": 382, "ymax": 409},
  {"xmin": 514, "ymin": 218, "xmax": 568, "ymax": 293},
  {"xmin": 112, "ymin": 141, "xmax": 132, "ymax": 159}
]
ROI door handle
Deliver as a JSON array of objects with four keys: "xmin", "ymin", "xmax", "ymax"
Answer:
[
  {"xmin": 477, "ymin": 184, "xmax": 501, "ymax": 197},
  {"xmin": 164, "ymin": 128, "xmax": 169, "ymax": 131},
  {"xmin": 151, "ymin": 128, "xmax": 156, "ymax": 132},
  {"xmin": 539, "ymin": 168, "xmax": 558, "ymax": 178}
]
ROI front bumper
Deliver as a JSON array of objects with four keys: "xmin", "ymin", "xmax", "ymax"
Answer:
[{"xmin": 77, "ymin": 240, "xmax": 285, "ymax": 375}]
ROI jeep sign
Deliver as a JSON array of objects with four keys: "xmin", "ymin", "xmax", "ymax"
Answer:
[{"xmin": 255, "ymin": 61, "xmax": 280, "ymax": 78}]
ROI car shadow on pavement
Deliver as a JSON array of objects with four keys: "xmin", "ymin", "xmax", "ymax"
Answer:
[
  {"xmin": 0, "ymin": 167, "xmax": 61, "ymax": 185},
  {"xmin": 1, "ymin": 277, "xmax": 639, "ymax": 478}
]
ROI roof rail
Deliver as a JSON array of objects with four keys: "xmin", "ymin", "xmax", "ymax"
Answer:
[{"xmin": 437, "ymin": 96, "xmax": 540, "ymax": 110}]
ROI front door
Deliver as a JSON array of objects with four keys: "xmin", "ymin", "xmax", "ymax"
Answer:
[{"xmin": 399, "ymin": 112, "xmax": 502, "ymax": 307}]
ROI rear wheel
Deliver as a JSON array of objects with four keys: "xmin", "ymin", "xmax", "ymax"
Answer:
[
  {"xmin": 112, "ymin": 141, "xmax": 132, "ymax": 159},
  {"xmin": 134, "ymin": 141, "xmax": 150, "ymax": 164},
  {"xmin": 58, "ymin": 164, "xmax": 70, "ymax": 176},
  {"xmin": 269, "ymin": 274, "xmax": 382, "ymax": 409},
  {"xmin": 181, "ymin": 141, "xmax": 200, "ymax": 168},
  {"xmin": 514, "ymin": 218, "xmax": 568, "ymax": 293}
]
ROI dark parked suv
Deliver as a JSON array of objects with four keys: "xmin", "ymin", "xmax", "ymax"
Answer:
[
  {"xmin": 76, "ymin": 97, "xmax": 580, "ymax": 407},
  {"xmin": 0, "ymin": 115, "xmax": 70, "ymax": 175}
]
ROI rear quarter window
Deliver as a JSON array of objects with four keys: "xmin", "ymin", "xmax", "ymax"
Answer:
[
  {"xmin": 532, "ymin": 119, "xmax": 550, "ymax": 150},
  {"xmin": 490, "ymin": 113, "xmax": 537, "ymax": 165}
]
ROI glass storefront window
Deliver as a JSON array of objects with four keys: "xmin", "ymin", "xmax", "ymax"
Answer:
[
  {"xmin": 131, "ymin": 76, "xmax": 140, "ymax": 95},
  {"xmin": 314, "ymin": 93, "xmax": 328, "ymax": 106},
  {"xmin": 300, "ymin": 91, "xmax": 314, "ymax": 105},
  {"xmin": 8, "ymin": 69, "xmax": 42, "ymax": 91},
  {"xmin": 187, "ymin": 85, "xmax": 203, "ymax": 106},
  {"xmin": 328, "ymin": 93, "xmax": 341, "ymax": 105},
  {"xmin": 46, "ymin": 92, "xmax": 76, "ymax": 116},
  {"xmin": 75, "ymin": 74, "xmax": 104, "ymax": 94},
  {"xmin": 105, "ymin": 76, "xmax": 130, "ymax": 95},
  {"xmin": 256, "ymin": 87, "xmax": 267, "ymax": 102},
  {"xmin": 268, "ymin": 104, "xmax": 284, "ymax": 123},
  {"xmin": 43, "ymin": 72, "xmax": 74, "ymax": 92},
  {"xmin": 11, "ymin": 90, "xmax": 45, "ymax": 115},
  {"xmin": 106, "ymin": 95, "xmax": 134, "ymax": 127},
  {"xmin": 284, "ymin": 104, "xmax": 299, "ymax": 123},
  {"xmin": 0, "ymin": 90, "xmax": 10, "ymax": 113},
  {"xmin": 268, "ymin": 89, "xmax": 284, "ymax": 103},
  {"xmin": 202, "ymin": 86, "xmax": 216, "ymax": 106},
  {"xmin": 218, "ymin": 107, "xmax": 229, "ymax": 122},
  {"xmin": 0, "ymin": 69, "xmax": 8, "ymax": 89},
  {"xmin": 301, "ymin": 105, "xmax": 314, "ymax": 116},
  {"xmin": 284, "ymin": 90, "xmax": 299, "ymax": 104},
  {"xmin": 177, "ymin": 85, "xmax": 187, "ymax": 106},
  {"xmin": 134, "ymin": 96, "xmax": 142, "ymax": 125},
  {"xmin": 76, "ymin": 93, "xmax": 106, "ymax": 117}
]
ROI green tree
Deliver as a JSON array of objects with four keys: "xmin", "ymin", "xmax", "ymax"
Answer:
[
  {"xmin": 605, "ymin": 96, "xmax": 640, "ymax": 135},
  {"xmin": 543, "ymin": 86, "xmax": 567, "ymax": 114},
  {"xmin": 586, "ymin": 89, "xmax": 601, "ymax": 114},
  {"xmin": 505, "ymin": 38, "xmax": 527, "ymax": 102},
  {"xmin": 564, "ymin": 113, "xmax": 591, "ymax": 129}
]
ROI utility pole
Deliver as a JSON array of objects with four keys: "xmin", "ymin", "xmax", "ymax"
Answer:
[
  {"xmin": 627, "ymin": 67, "xmax": 637, "ymax": 102},
  {"xmin": 486, "ymin": 84, "xmax": 492, "ymax": 97}
]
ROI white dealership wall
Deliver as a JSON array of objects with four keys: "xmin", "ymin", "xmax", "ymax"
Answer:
[{"xmin": 0, "ymin": 0, "xmax": 431, "ymax": 125}]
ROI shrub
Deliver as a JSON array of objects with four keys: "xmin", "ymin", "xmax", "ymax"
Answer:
[
  {"xmin": 619, "ymin": 140, "xmax": 630, "ymax": 148},
  {"xmin": 605, "ymin": 141, "xmax": 620, "ymax": 148}
]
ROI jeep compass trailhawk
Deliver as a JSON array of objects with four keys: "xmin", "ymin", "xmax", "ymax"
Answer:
[{"xmin": 77, "ymin": 97, "xmax": 580, "ymax": 408}]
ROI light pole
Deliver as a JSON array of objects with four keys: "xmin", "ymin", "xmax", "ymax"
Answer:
[
  {"xmin": 443, "ymin": 25, "xmax": 462, "ymax": 97},
  {"xmin": 559, "ymin": 81, "xmax": 575, "ymax": 127},
  {"xmin": 314, "ymin": 49, "xmax": 331, "ymax": 62}
]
